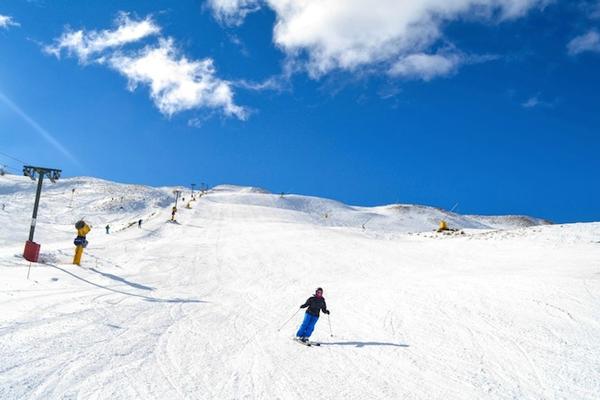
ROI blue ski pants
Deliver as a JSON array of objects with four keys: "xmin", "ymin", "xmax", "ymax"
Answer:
[{"xmin": 296, "ymin": 312, "xmax": 319, "ymax": 338}]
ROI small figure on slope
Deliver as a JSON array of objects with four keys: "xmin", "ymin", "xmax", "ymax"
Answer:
[
  {"xmin": 296, "ymin": 287, "xmax": 330, "ymax": 343},
  {"xmin": 105, "ymin": 224, "xmax": 110, "ymax": 234},
  {"xmin": 138, "ymin": 219, "xmax": 142, "ymax": 229}
]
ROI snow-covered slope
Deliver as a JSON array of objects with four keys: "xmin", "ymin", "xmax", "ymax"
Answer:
[
  {"xmin": 0, "ymin": 176, "xmax": 548, "ymax": 247},
  {"xmin": 0, "ymin": 175, "xmax": 598, "ymax": 400}
]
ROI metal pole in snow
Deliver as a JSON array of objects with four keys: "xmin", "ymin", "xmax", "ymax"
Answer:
[
  {"xmin": 23, "ymin": 165, "xmax": 62, "ymax": 242},
  {"xmin": 28, "ymin": 173, "xmax": 44, "ymax": 242},
  {"xmin": 277, "ymin": 308, "xmax": 300, "ymax": 331}
]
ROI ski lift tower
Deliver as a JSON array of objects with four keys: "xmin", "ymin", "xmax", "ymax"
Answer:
[{"xmin": 23, "ymin": 165, "xmax": 61, "ymax": 262}]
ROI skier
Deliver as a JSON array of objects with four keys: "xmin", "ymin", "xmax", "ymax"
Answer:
[
  {"xmin": 296, "ymin": 287, "xmax": 330, "ymax": 343},
  {"xmin": 105, "ymin": 225, "xmax": 110, "ymax": 234},
  {"xmin": 138, "ymin": 219, "xmax": 142, "ymax": 229}
]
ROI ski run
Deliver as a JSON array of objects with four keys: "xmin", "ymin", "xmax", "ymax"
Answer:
[{"xmin": 1, "ymin": 175, "xmax": 599, "ymax": 400}]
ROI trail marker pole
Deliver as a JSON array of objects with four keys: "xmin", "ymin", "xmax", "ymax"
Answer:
[{"xmin": 69, "ymin": 188, "xmax": 75, "ymax": 208}]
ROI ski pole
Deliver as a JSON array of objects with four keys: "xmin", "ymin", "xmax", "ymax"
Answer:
[
  {"xmin": 327, "ymin": 314, "xmax": 333, "ymax": 337},
  {"xmin": 277, "ymin": 308, "xmax": 300, "ymax": 331}
]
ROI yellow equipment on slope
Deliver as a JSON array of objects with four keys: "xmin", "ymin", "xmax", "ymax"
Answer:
[
  {"xmin": 73, "ymin": 220, "xmax": 91, "ymax": 265},
  {"xmin": 437, "ymin": 220, "xmax": 449, "ymax": 232}
]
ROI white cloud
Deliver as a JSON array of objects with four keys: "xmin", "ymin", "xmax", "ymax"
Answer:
[
  {"xmin": 0, "ymin": 14, "xmax": 19, "ymax": 29},
  {"xmin": 46, "ymin": 14, "xmax": 246, "ymax": 119},
  {"xmin": 208, "ymin": 0, "xmax": 261, "ymax": 25},
  {"xmin": 45, "ymin": 13, "xmax": 160, "ymax": 62},
  {"xmin": 522, "ymin": 96, "xmax": 541, "ymax": 108},
  {"xmin": 567, "ymin": 30, "xmax": 600, "ymax": 55},
  {"xmin": 208, "ymin": 0, "xmax": 547, "ymax": 79},
  {"xmin": 389, "ymin": 53, "xmax": 463, "ymax": 81},
  {"xmin": 234, "ymin": 74, "xmax": 290, "ymax": 91},
  {"xmin": 521, "ymin": 94, "xmax": 555, "ymax": 109},
  {"xmin": 109, "ymin": 38, "xmax": 246, "ymax": 118}
]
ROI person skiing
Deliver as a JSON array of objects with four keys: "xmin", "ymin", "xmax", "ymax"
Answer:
[
  {"xmin": 105, "ymin": 224, "xmax": 110, "ymax": 234},
  {"xmin": 138, "ymin": 219, "xmax": 142, "ymax": 229},
  {"xmin": 296, "ymin": 287, "xmax": 330, "ymax": 342}
]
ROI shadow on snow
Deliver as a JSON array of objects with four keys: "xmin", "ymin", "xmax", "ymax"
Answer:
[
  {"xmin": 45, "ymin": 263, "xmax": 206, "ymax": 304},
  {"xmin": 319, "ymin": 341, "xmax": 409, "ymax": 348},
  {"xmin": 88, "ymin": 267, "xmax": 155, "ymax": 291}
]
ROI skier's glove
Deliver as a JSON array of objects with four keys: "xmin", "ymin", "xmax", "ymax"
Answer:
[{"xmin": 324, "ymin": 310, "xmax": 330, "ymax": 315}]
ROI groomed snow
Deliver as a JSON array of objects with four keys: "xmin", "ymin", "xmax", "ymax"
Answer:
[{"xmin": 0, "ymin": 175, "xmax": 598, "ymax": 399}]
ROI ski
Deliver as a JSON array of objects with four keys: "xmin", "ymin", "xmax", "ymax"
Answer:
[
  {"xmin": 293, "ymin": 338, "xmax": 320, "ymax": 347},
  {"xmin": 293, "ymin": 338, "xmax": 311, "ymax": 346}
]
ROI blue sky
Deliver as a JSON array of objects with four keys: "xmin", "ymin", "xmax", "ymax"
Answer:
[{"xmin": 0, "ymin": 0, "xmax": 599, "ymax": 223}]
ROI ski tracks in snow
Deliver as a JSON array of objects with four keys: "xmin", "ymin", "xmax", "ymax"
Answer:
[{"xmin": 2, "ymin": 185, "xmax": 600, "ymax": 399}]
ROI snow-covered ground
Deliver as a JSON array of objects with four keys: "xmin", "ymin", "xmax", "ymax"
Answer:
[{"xmin": 0, "ymin": 175, "xmax": 598, "ymax": 400}]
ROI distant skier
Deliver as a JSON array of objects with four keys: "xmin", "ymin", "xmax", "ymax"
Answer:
[
  {"xmin": 138, "ymin": 219, "xmax": 142, "ymax": 229},
  {"xmin": 296, "ymin": 287, "xmax": 330, "ymax": 342},
  {"xmin": 105, "ymin": 225, "xmax": 110, "ymax": 234}
]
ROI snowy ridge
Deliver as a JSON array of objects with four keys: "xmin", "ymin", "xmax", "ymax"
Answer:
[
  {"xmin": 0, "ymin": 174, "xmax": 599, "ymax": 400},
  {"xmin": 0, "ymin": 175, "xmax": 550, "ymax": 246},
  {"xmin": 207, "ymin": 183, "xmax": 549, "ymax": 233}
]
